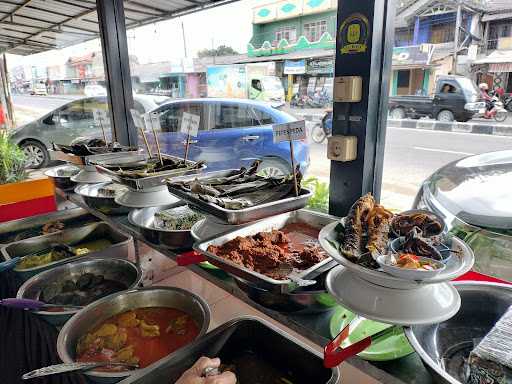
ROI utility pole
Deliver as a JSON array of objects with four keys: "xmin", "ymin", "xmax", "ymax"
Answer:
[
  {"xmin": 453, "ymin": 1, "xmax": 462, "ymax": 74},
  {"xmin": 181, "ymin": 21, "xmax": 188, "ymax": 58}
]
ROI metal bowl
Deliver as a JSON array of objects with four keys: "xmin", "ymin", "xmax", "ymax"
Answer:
[
  {"xmin": 128, "ymin": 203, "xmax": 199, "ymax": 250},
  {"xmin": 44, "ymin": 165, "xmax": 80, "ymax": 190},
  {"xmin": 16, "ymin": 257, "xmax": 142, "ymax": 326},
  {"xmin": 57, "ymin": 286, "xmax": 211, "ymax": 384},
  {"xmin": 75, "ymin": 182, "xmax": 130, "ymax": 215},
  {"xmin": 405, "ymin": 281, "xmax": 512, "ymax": 384}
]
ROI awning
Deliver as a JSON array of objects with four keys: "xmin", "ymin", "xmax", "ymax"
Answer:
[
  {"xmin": 0, "ymin": 0, "xmax": 237, "ymax": 56},
  {"xmin": 473, "ymin": 50, "xmax": 512, "ymax": 65},
  {"xmin": 489, "ymin": 63, "xmax": 512, "ymax": 72}
]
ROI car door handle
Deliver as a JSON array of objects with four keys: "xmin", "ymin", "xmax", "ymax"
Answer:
[
  {"xmin": 181, "ymin": 139, "xmax": 198, "ymax": 145},
  {"xmin": 240, "ymin": 135, "xmax": 260, "ymax": 142}
]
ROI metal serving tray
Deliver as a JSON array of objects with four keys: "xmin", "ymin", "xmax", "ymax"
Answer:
[
  {"xmin": 118, "ymin": 317, "xmax": 339, "ymax": 384},
  {"xmin": 0, "ymin": 208, "xmax": 98, "ymax": 245},
  {"xmin": 1, "ymin": 222, "xmax": 133, "ymax": 281},
  {"xmin": 95, "ymin": 154, "xmax": 205, "ymax": 191},
  {"xmin": 50, "ymin": 149, "xmax": 141, "ymax": 167},
  {"xmin": 167, "ymin": 169, "xmax": 312, "ymax": 224},
  {"xmin": 194, "ymin": 209, "xmax": 339, "ymax": 293}
]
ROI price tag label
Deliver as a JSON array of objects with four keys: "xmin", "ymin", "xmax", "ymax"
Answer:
[
  {"xmin": 272, "ymin": 120, "xmax": 306, "ymax": 143},
  {"xmin": 130, "ymin": 109, "xmax": 144, "ymax": 129},
  {"xmin": 181, "ymin": 112, "xmax": 200, "ymax": 137},
  {"xmin": 143, "ymin": 113, "xmax": 152, "ymax": 131},
  {"xmin": 93, "ymin": 109, "xmax": 109, "ymax": 125},
  {"xmin": 150, "ymin": 112, "xmax": 161, "ymax": 131}
]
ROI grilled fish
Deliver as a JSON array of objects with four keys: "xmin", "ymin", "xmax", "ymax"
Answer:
[{"xmin": 340, "ymin": 193, "xmax": 375, "ymax": 261}]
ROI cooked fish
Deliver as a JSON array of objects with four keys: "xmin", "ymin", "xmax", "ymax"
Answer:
[
  {"xmin": 340, "ymin": 193, "xmax": 375, "ymax": 261},
  {"xmin": 366, "ymin": 204, "xmax": 393, "ymax": 257}
]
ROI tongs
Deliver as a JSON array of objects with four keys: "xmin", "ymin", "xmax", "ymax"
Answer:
[{"xmin": 323, "ymin": 315, "xmax": 403, "ymax": 368}]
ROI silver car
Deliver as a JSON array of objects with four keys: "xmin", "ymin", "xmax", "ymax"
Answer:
[{"xmin": 11, "ymin": 94, "xmax": 169, "ymax": 168}]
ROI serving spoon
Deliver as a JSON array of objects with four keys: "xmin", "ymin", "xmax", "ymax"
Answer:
[
  {"xmin": 0, "ymin": 298, "xmax": 83, "ymax": 311},
  {"xmin": 22, "ymin": 362, "xmax": 139, "ymax": 380}
]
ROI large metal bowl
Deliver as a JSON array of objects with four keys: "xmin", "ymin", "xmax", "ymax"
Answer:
[
  {"xmin": 57, "ymin": 287, "xmax": 211, "ymax": 384},
  {"xmin": 405, "ymin": 281, "xmax": 512, "ymax": 384},
  {"xmin": 16, "ymin": 257, "xmax": 142, "ymax": 326},
  {"xmin": 75, "ymin": 182, "xmax": 130, "ymax": 215},
  {"xmin": 44, "ymin": 165, "xmax": 80, "ymax": 190}
]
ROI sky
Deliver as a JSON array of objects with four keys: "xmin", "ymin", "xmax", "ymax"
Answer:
[{"xmin": 6, "ymin": 0, "xmax": 255, "ymax": 69}]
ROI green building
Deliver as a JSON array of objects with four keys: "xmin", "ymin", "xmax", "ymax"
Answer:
[{"xmin": 247, "ymin": 0, "xmax": 337, "ymax": 99}]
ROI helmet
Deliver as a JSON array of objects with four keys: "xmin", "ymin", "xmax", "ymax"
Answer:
[{"xmin": 479, "ymin": 83, "xmax": 489, "ymax": 91}]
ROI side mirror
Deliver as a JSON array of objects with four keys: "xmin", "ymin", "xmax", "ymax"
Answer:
[{"xmin": 42, "ymin": 114, "xmax": 55, "ymax": 125}]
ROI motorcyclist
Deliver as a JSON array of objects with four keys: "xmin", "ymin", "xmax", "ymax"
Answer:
[{"xmin": 479, "ymin": 83, "xmax": 493, "ymax": 112}]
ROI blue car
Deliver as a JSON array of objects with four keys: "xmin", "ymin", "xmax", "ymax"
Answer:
[{"xmin": 146, "ymin": 98, "xmax": 310, "ymax": 176}]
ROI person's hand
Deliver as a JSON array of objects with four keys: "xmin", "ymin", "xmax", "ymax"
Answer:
[{"xmin": 175, "ymin": 357, "xmax": 236, "ymax": 384}]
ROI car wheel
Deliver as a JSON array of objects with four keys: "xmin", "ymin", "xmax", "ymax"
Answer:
[
  {"xmin": 21, "ymin": 141, "xmax": 49, "ymax": 169},
  {"xmin": 390, "ymin": 107, "xmax": 406, "ymax": 119},
  {"xmin": 257, "ymin": 158, "xmax": 291, "ymax": 178},
  {"xmin": 437, "ymin": 110, "xmax": 455, "ymax": 122}
]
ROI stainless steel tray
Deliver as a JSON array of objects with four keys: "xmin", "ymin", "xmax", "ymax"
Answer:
[
  {"xmin": 194, "ymin": 209, "xmax": 338, "ymax": 293},
  {"xmin": 1, "ymin": 222, "xmax": 133, "ymax": 281},
  {"xmin": 50, "ymin": 149, "xmax": 141, "ymax": 167},
  {"xmin": 0, "ymin": 208, "xmax": 97, "ymax": 245},
  {"xmin": 128, "ymin": 202, "xmax": 199, "ymax": 250},
  {"xmin": 167, "ymin": 169, "xmax": 312, "ymax": 225},
  {"xmin": 95, "ymin": 154, "xmax": 205, "ymax": 190}
]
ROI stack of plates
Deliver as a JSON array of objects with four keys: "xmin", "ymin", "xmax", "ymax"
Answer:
[
  {"xmin": 115, "ymin": 185, "xmax": 179, "ymax": 208},
  {"xmin": 319, "ymin": 221, "xmax": 475, "ymax": 325}
]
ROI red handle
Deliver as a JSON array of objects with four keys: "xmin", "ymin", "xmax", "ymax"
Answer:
[
  {"xmin": 177, "ymin": 251, "xmax": 205, "ymax": 266},
  {"xmin": 323, "ymin": 324, "xmax": 372, "ymax": 368}
]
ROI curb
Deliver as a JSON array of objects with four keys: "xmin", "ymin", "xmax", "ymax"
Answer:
[{"xmin": 387, "ymin": 119, "xmax": 512, "ymax": 136}]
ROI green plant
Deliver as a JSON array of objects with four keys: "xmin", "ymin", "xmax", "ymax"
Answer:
[
  {"xmin": 0, "ymin": 131, "xmax": 26, "ymax": 185},
  {"xmin": 303, "ymin": 176, "xmax": 330, "ymax": 213}
]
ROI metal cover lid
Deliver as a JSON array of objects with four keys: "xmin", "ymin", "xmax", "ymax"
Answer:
[{"xmin": 425, "ymin": 151, "xmax": 512, "ymax": 230}]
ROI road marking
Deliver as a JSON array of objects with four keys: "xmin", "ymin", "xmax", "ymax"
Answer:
[
  {"xmin": 388, "ymin": 126, "xmax": 512, "ymax": 139},
  {"xmin": 413, "ymin": 146, "xmax": 475, "ymax": 156}
]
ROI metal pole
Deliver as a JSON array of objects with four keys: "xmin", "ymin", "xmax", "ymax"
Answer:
[
  {"xmin": 453, "ymin": 1, "xmax": 462, "ymax": 75},
  {"xmin": 181, "ymin": 21, "xmax": 188, "ymax": 58},
  {"xmin": 96, "ymin": 0, "xmax": 137, "ymax": 146}
]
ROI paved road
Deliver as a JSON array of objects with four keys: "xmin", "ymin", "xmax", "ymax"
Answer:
[
  {"xmin": 12, "ymin": 94, "xmax": 82, "ymax": 112},
  {"xmin": 306, "ymin": 127, "xmax": 512, "ymax": 210}
]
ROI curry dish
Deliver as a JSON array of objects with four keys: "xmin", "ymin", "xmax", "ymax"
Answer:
[{"xmin": 76, "ymin": 307, "xmax": 199, "ymax": 371}]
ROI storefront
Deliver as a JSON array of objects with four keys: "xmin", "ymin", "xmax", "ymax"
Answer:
[
  {"xmin": 473, "ymin": 50, "xmax": 512, "ymax": 93},
  {"xmin": 0, "ymin": 1, "xmax": 511, "ymax": 384}
]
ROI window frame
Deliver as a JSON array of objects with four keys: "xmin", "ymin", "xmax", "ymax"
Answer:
[{"xmin": 303, "ymin": 20, "xmax": 328, "ymax": 42}]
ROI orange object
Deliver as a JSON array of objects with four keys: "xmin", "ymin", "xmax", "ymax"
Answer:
[{"xmin": 0, "ymin": 177, "xmax": 55, "ymax": 204}]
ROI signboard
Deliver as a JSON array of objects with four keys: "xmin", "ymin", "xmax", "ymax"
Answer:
[
  {"xmin": 130, "ymin": 109, "xmax": 144, "ymax": 128},
  {"xmin": 273, "ymin": 120, "xmax": 306, "ymax": 143},
  {"xmin": 339, "ymin": 13, "xmax": 370, "ymax": 54},
  {"xmin": 306, "ymin": 59, "xmax": 334, "ymax": 75},
  {"xmin": 284, "ymin": 59, "xmax": 306, "ymax": 75},
  {"xmin": 92, "ymin": 109, "xmax": 108, "ymax": 126},
  {"xmin": 181, "ymin": 112, "xmax": 200, "ymax": 137},
  {"xmin": 392, "ymin": 45, "xmax": 434, "ymax": 67}
]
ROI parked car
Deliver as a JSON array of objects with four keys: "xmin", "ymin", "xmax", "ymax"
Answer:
[
  {"xmin": 10, "ymin": 94, "xmax": 169, "ymax": 168},
  {"xmin": 84, "ymin": 85, "xmax": 107, "ymax": 97},
  {"xmin": 388, "ymin": 75, "xmax": 484, "ymax": 122},
  {"xmin": 30, "ymin": 83, "xmax": 48, "ymax": 96},
  {"xmin": 146, "ymin": 98, "xmax": 310, "ymax": 176},
  {"xmin": 413, "ymin": 150, "xmax": 512, "ymax": 281}
]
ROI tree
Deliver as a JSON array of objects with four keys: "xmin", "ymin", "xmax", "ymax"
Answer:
[{"xmin": 197, "ymin": 45, "xmax": 238, "ymax": 58}]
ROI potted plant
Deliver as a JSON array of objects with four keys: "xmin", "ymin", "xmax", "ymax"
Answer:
[{"xmin": 0, "ymin": 132, "xmax": 56, "ymax": 222}]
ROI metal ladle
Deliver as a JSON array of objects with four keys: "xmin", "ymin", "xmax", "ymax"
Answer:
[{"xmin": 22, "ymin": 362, "xmax": 139, "ymax": 380}]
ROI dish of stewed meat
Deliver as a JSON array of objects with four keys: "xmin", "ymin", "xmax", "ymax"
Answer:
[{"xmin": 206, "ymin": 223, "xmax": 326, "ymax": 280}]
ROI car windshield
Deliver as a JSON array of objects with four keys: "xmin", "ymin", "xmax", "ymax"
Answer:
[
  {"xmin": 457, "ymin": 77, "xmax": 480, "ymax": 100},
  {"xmin": 262, "ymin": 77, "xmax": 283, "ymax": 91}
]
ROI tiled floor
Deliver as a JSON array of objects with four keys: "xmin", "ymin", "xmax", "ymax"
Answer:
[{"xmin": 149, "ymin": 246, "xmax": 382, "ymax": 384}]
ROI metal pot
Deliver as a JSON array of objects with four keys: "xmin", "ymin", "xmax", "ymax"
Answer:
[
  {"xmin": 16, "ymin": 257, "xmax": 142, "ymax": 326},
  {"xmin": 405, "ymin": 281, "xmax": 512, "ymax": 384},
  {"xmin": 57, "ymin": 286, "xmax": 211, "ymax": 384},
  {"xmin": 117, "ymin": 317, "xmax": 340, "ymax": 384}
]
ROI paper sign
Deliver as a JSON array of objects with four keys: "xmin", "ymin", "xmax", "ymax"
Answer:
[
  {"xmin": 181, "ymin": 112, "xmax": 200, "ymax": 137},
  {"xmin": 143, "ymin": 113, "xmax": 152, "ymax": 131},
  {"xmin": 150, "ymin": 112, "xmax": 161, "ymax": 131},
  {"xmin": 130, "ymin": 109, "xmax": 144, "ymax": 129},
  {"xmin": 273, "ymin": 120, "xmax": 306, "ymax": 143},
  {"xmin": 93, "ymin": 109, "xmax": 109, "ymax": 125}
]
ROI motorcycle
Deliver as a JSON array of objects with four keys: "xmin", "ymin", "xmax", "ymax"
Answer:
[
  {"xmin": 290, "ymin": 93, "xmax": 307, "ymax": 108},
  {"xmin": 478, "ymin": 95, "xmax": 508, "ymax": 122},
  {"xmin": 311, "ymin": 110, "xmax": 333, "ymax": 144},
  {"xmin": 504, "ymin": 94, "xmax": 512, "ymax": 112},
  {"xmin": 306, "ymin": 90, "xmax": 330, "ymax": 108}
]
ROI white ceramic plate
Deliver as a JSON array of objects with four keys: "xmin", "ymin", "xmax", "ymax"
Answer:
[
  {"xmin": 115, "ymin": 186, "xmax": 179, "ymax": 208},
  {"xmin": 319, "ymin": 221, "xmax": 474, "ymax": 289},
  {"xmin": 326, "ymin": 266, "xmax": 461, "ymax": 326}
]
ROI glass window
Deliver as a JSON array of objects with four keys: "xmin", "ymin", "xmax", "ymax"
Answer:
[
  {"xmin": 58, "ymin": 100, "xmax": 89, "ymax": 124},
  {"xmin": 210, "ymin": 103, "xmax": 259, "ymax": 129},
  {"xmin": 275, "ymin": 26, "xmax": 297, "ymax": 43},
  {"xmin": 251, "ymin": 108, "xmax": 274, "ymax": 125},
  {"xmin": 304, "ymin": 21, "xmax": 327, "ymax": 42},
  {"xmin": 159, "ymin": 102, "xmax": 204, "ymax": 133}
]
